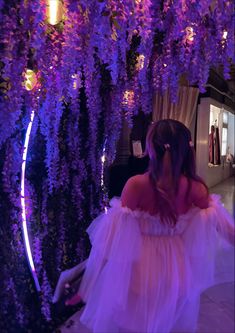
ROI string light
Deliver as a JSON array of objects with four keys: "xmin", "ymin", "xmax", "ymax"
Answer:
[
  {"xmin": 101, "ymin": 154, "xmax": 106, "ymax": 164},
  {"xmin": 222, "ymin": 30, "xmax": 228, "ymax": 48},
  {"xmin": 223, "ymin": 30, "xmax": 228, "ymax": 40},
  {"xmin": 122, "ymin": 90, "xmax": 135, "ymax": 107},
  {"xmin": 21, "ymin": 110, "xmax": 40, "ymax": 292},
  {"xmin": 101, "ymin": 139, "xmax": 108, "ymax": 213},
  {"xmin": 100, "ymin": 142, "xmax": 106, "ymax": 188},
  {"xmin": 71, "ymin": 74, "xmax": 80, "ymax": 90}
]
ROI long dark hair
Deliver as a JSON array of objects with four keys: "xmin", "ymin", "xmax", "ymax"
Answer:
[{"xmin": 146, "ymin": 119, "xmax": 208, "ymax": 226}]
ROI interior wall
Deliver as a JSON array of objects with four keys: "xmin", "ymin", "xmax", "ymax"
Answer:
[
  {"xmin": 189, "ymin": 101, "xmax": 198, "ymax": 144},
  {"xmin": 196, "ymin": 97, "xmax": 234, "ymax": 188}
]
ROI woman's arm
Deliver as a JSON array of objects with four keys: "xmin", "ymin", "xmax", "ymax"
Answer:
[{"xmin": 52, "ymin": 259, "xmax": 88, "ymax": 303}]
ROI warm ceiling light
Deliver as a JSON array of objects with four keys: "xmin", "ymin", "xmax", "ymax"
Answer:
[{"xmin": 46, "ymin": 0, "xmax": 63, "ymax": 26}]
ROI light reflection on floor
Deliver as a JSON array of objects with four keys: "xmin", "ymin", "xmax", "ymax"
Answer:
[{"xmin": 209, "ymin": 176, "xmax": 235, "ymax": 217}]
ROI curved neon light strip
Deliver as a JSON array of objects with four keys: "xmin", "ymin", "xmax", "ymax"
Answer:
[
  {"xmin": 21, "ymin": 110, "xmax": 41, "ymax": 292},
  {"xmin": 101, "ymin": 139, "xmax": 108, "ymax": 214}
]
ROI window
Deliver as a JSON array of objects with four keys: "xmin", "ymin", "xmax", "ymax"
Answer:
[
  {"xmin": 209, "ymin": 105, "xmax": 221, "ymax": 165},
  {"xmin": 209, "ymin": 105, "xmax": 220, "ymax": 132},
  {"xmin": 221, "ymin": 111, "xmax": 228, "ymax": 156}
]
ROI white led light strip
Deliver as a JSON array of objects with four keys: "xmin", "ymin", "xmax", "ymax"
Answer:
[
  {"xmin": 21, "ymin": 110, "xmax": 41, "ymax": 292},
  {"xmin": 101, "ymin": 139, "xmax": 108, "ymax": 213}
]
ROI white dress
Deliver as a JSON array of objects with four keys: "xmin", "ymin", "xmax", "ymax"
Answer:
[{"xmin": 77, "ymin": 195, "xmax": 234, "ymax": 333}]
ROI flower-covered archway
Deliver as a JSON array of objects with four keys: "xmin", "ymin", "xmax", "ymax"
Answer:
[{"xmin": 0, "ymin": 0, "xmax": 234, "ymax": 330}]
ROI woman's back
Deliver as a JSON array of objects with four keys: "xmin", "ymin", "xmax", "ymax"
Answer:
[{"xmin": 121, "ymin": 172, "xmax": 209, "ymax": 218}]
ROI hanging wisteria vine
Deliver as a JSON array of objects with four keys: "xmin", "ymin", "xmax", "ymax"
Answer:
[{"xmin": 0, "ymin": 0, "xmax": 234, "ymax": 331}]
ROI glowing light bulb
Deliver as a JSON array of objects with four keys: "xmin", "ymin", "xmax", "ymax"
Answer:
[
  {"xmin": 101, "ymin": 155, "xmax": 106, "ymax": 163},
  {"xmin": 136, "ymin": 54, "xmax": 145, "ymax": 70},
  {"xmin": 223, "ymin": 30, "xmax": 228, "ymax": 39},
  {"xmin": 24, "ymin": 69, "xmax": 37, "ymax": 91},
  {"xmin": 46, "ymin": 0, "xmax": 63, "ymax": 26},
  {"xmin": 100, "ymin": 140, "xmax": 108, "ymax": 213},
  {"xmin": 185, "ymin": 26, "xmax": 195, "ymax": 44},
  {"xmin": 71, "ymin": 74, "xmax": 81, "ymax": 90},
  {"xmin": 122, "ymin": 90, "xmax": 135, "ymax": 107},
  {"xmin": 100, "ymin": 143, "xmax": 106, "ymax": 187}
]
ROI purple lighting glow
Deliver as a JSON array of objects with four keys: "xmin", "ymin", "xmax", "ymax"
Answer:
[{"xmin": 21, "ymin": 110, "xmax": 41, "ymax": 292}]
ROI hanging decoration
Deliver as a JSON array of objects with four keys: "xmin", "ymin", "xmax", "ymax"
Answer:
[{"xmin": 1, "ymin": 0, "xmax": 234, "ymax": 147}]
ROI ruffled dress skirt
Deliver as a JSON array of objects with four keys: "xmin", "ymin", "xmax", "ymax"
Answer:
[{"xmin": 77, "ymin": 195, "xmax": 234, "ymax": 333}]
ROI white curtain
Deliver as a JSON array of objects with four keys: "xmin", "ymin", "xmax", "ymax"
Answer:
[{"xmin": 152, "ymin": 86, "xmax": 199, "ymax": 128}]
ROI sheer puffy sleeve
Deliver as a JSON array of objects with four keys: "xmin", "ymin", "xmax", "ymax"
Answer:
[
  {"xmin": 79, "ymin": 198, "xmax": 142, "ymax": 303},
  {"xmin": 182, "ymin": 194, "xmax": 234, "ymax": 292}
]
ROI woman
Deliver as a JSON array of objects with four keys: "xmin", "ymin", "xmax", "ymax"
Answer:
[{"xmin": 55, "ymin": 119, "xmax": 234, "ymax": 333}]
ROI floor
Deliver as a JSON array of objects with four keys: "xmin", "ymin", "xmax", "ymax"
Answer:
[
  {"xmin": 59, "ymin": 177, "xmax": 235, "ymax": 333},
  {"xmin": 209, "ymin": 177, "xmax": 235, "ymax": 218}
]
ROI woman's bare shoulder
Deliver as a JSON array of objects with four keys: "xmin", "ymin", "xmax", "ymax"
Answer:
[
  {"xmin": 190, "ymin": 179, "xmax": 209, "ymax": 209},
  {"xmin": 121, "ymin": 174, "xmax": 148, "ymax": 210},
  {"xmin": 124, "ymin": 174, "xmax": 148, "ymax": 188}
]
